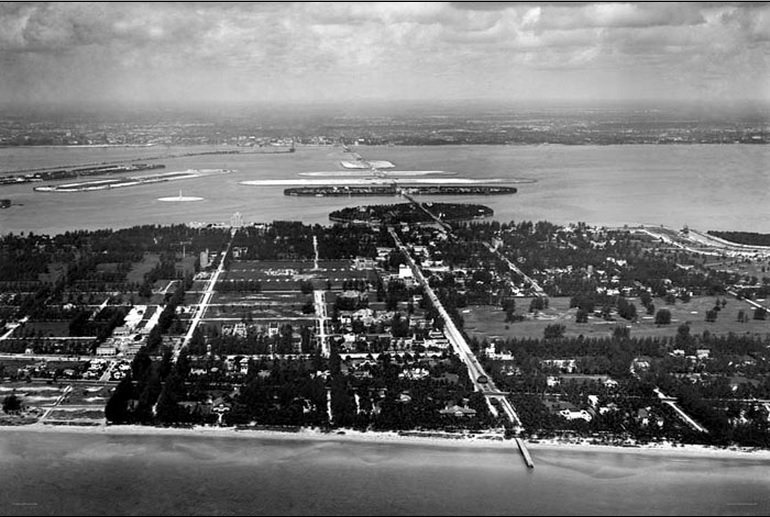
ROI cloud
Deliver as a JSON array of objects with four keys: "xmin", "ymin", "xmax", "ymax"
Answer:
[{"xmin": 0, "ymin": 2, "xmax": 766, "ymax": 104}]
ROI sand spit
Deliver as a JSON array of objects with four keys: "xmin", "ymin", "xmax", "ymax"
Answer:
[{"xmin": 157, "ymin": 195, "xmax": 204, "ymax": 202}]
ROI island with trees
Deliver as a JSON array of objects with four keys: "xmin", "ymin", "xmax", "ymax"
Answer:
[
  {"xmin": 284, "ymin": 185, "xmax": 518, "ymax": 197},
  {"xmin": 329, "ymin": 202, "xmax": 493, "ymax": 225}
]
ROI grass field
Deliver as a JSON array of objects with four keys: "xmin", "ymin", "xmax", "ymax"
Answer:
[
  {"xmin": 12, "ymin": 320, "xmax": 72, "ymax": 337},
  {"xmin": 212, "ymin": 291, "xmax": 313, "ymax": 306},
  {"xmin": 226, "ymin": 260, "xmax": 374, "ymax": 287},
  {"xmin": 701, "ymin": 256, "xmax": 770, "ymax": 281},
  {"xmin": 46, "ymin": 409, "xmax": 105, "ymax": 421},
  {"xmin": 126, "ymin": 253, "xmax": 161, "ymax": 285},
  {"xmin": 463, "ymin": 295, "xmax": 770, "ymax": 342},
  {"xmin": 60, "ymin": 385, "xmax": 111, "ymax": 406},
  {"xmin": 38, "ymin": 261, "xmax": 67, "ymax": 284}
]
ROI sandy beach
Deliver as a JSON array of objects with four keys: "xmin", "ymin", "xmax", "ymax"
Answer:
[{"xmin": 3, "ymin": 422, "xmax": 770, "ymax": 461}]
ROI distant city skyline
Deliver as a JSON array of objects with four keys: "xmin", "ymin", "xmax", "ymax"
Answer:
[{"xmin": 0, "ymin": 2, "xmax": 768, "ymax": 106}]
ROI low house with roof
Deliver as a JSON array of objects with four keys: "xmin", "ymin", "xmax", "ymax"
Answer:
[
  {"xmin": 96, "ymin": 342, "xmax": 118, "ymax": 357},
  {"xmin": 353, "ymin": 257, "xmax": 377, "ymax": 270},
  {"xmin": 559, "ymin": 408, "xmax": 593, "ymax": 422},
  {"xmin": 631, "ymin": 356, "xmax": 652, "ymax": 374},
  {"xmin": 544, "ymin": 399, "xmax": 593, "ymax": 422},
  {"xmin": 431, "ymin": 372, "xmax": 460, "ymax": 385},
  {"xmin": 541, "ymin": 359, "xmax": 577, "ymax": 373},
  {"xmin": 439, "ymin": 404, "xmax": 477, "ymax": 418},
  {"xmin": 484, "ymin": 342, "xmax": 514, "ymax": 361},
  {"xmin": 546, "ymin": 376, "xmax": 560, "ymax": 387},
  {"xmin": 398, "ymin": 367, "xmax": 430, "ymax": 380},
  {"xmin": 559, "ymin": 374, "xmax": 619, "ymax": 389}
]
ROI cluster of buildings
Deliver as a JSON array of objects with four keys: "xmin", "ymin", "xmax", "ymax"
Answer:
[{"xmin": 95, "ymin": 305, "xmax": 160, "ymax": 358}]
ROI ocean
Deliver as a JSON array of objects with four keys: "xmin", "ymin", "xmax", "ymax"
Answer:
[
  {"xmin": 0, "ymin": 144, "xmax": 768, "ymax": 236},
  {"xmin": 1, "ymin": 430, "xmax": 769, "ymax": 516}
]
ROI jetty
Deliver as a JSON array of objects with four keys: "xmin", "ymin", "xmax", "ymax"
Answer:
[
  {"xmin": 515, "ymin": 437, "xmax": 535, "ymax": 469},
  {"xmin": 158, "ymin": 190, "xmax": 204, "ymax": 202}
]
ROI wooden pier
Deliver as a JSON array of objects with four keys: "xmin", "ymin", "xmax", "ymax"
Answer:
[{"xmin": 515, "ymin": 437, "xmax": 535, "ymax": 469}]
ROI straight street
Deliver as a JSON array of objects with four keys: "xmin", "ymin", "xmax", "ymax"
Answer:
[{"xmin": 389, "ymin": 227, "xmax": 523, "ymax": 429}]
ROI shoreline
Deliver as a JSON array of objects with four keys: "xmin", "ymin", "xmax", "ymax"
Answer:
[{"xmin": 2, "ymin": 422, "xmax": 770, "ymax": 460}]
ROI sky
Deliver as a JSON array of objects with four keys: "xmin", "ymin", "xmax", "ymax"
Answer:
[{"xmin": 0, "ymin": 1, "xmax": 768, "ymax": 106}]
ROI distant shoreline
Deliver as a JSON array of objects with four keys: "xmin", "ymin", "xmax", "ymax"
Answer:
[
  {"xmin": 1, "ymin": 142, "xmax": 767, "ymax": 150},
  {"xmin": 2, "ymin": 423, "xmax": 769, "ymax": 461}
]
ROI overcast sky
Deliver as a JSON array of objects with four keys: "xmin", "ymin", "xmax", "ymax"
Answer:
[{"xmin": 0, "ymin": 2, "xmax": 768, "ymax": 106}]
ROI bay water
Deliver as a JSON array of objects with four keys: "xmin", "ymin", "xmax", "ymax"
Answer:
[{"xmin": 0, "ymin": 144, "xmax": 768, "ymax": 236}]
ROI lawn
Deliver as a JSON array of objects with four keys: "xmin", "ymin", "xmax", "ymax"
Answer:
[
  {"xmin": 126, "ymin": 253, "xmax": 161, "ymax": 285},
  {"xmin": 463, "ymin": 295, "xmax": 770, "ymax": 342},
  {"xmin": 701, "ymin": 256, "xmax": 770, "ymax": 282},
  {"xmin": 46, "ymin": 409, "xmax": 105, "ymax": 421},
  {"xmin": 12, "ymin": 320, "xmax": 71, "ymax": 338},
  {"xmin": 225, "ymin": 260, "xmax": 374, "ymax": 288}
]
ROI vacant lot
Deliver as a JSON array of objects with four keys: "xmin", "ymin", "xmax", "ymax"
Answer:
[
  {"xmin": 226, "ymin": 260, "xmax": 374, "ymax": 289},
  {"xmin": 61, "ymin": 385, "xmax": 111, "ymax": 406},
  {"xmin": 11, "ymin": 320, "xmax": 72, "ymax": 338},
  {"xmin": 212, "ymin": 291, "xmax": 313, "ymax": 306}
]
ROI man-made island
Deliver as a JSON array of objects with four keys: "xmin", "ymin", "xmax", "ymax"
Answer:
[
  {"xmin": 33, "ymin": 169, "xmax": 234, "ymax": 193},
  {"xmin": 0, "ymin": 163, "xmax": 166, "ymax": 187},
  {"xmin": 285, "ymin": 185, "xmax": 518, "ymax": 197}
]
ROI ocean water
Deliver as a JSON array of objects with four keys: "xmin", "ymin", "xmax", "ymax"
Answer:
[
  {"xmin": 1, "ymin": 431, "xmax": 769, "ymax": 516},
  {"xmin": 0, "ymin": 144, "xmax": 768, "ymax": 236}
]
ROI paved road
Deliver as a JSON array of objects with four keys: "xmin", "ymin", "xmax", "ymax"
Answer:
[
  {"xmin": 654, "ymin": 387, "xmax": 709, "ymax": 434},
  {"xmin": 389, "ymin": 227, "xmax": 522, "ymax": 428},
  {"xmin": 484, "ymin": 242, "xmax": 546, "ymax": 297},
  {"xmin": 314, "ymin": 289, "xmax": 330, "ymax": 357},
  {"xmin": 38, "ymin": 385, "xmax": 73, "ymax": 421},
  {"xmin": 0, "ymin": 316, "xmax": 29, "ymax": 341},
  {"xmin": 726, "ymin": 289, "xmax": 770, "ymax": 313},
  {"xmin": 177, "ymin": 234, "xmax": 235, "ymax": 360},
  {"xmin": 89, "ymin": 298, "xmax": 111, "ymax": 321}
]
